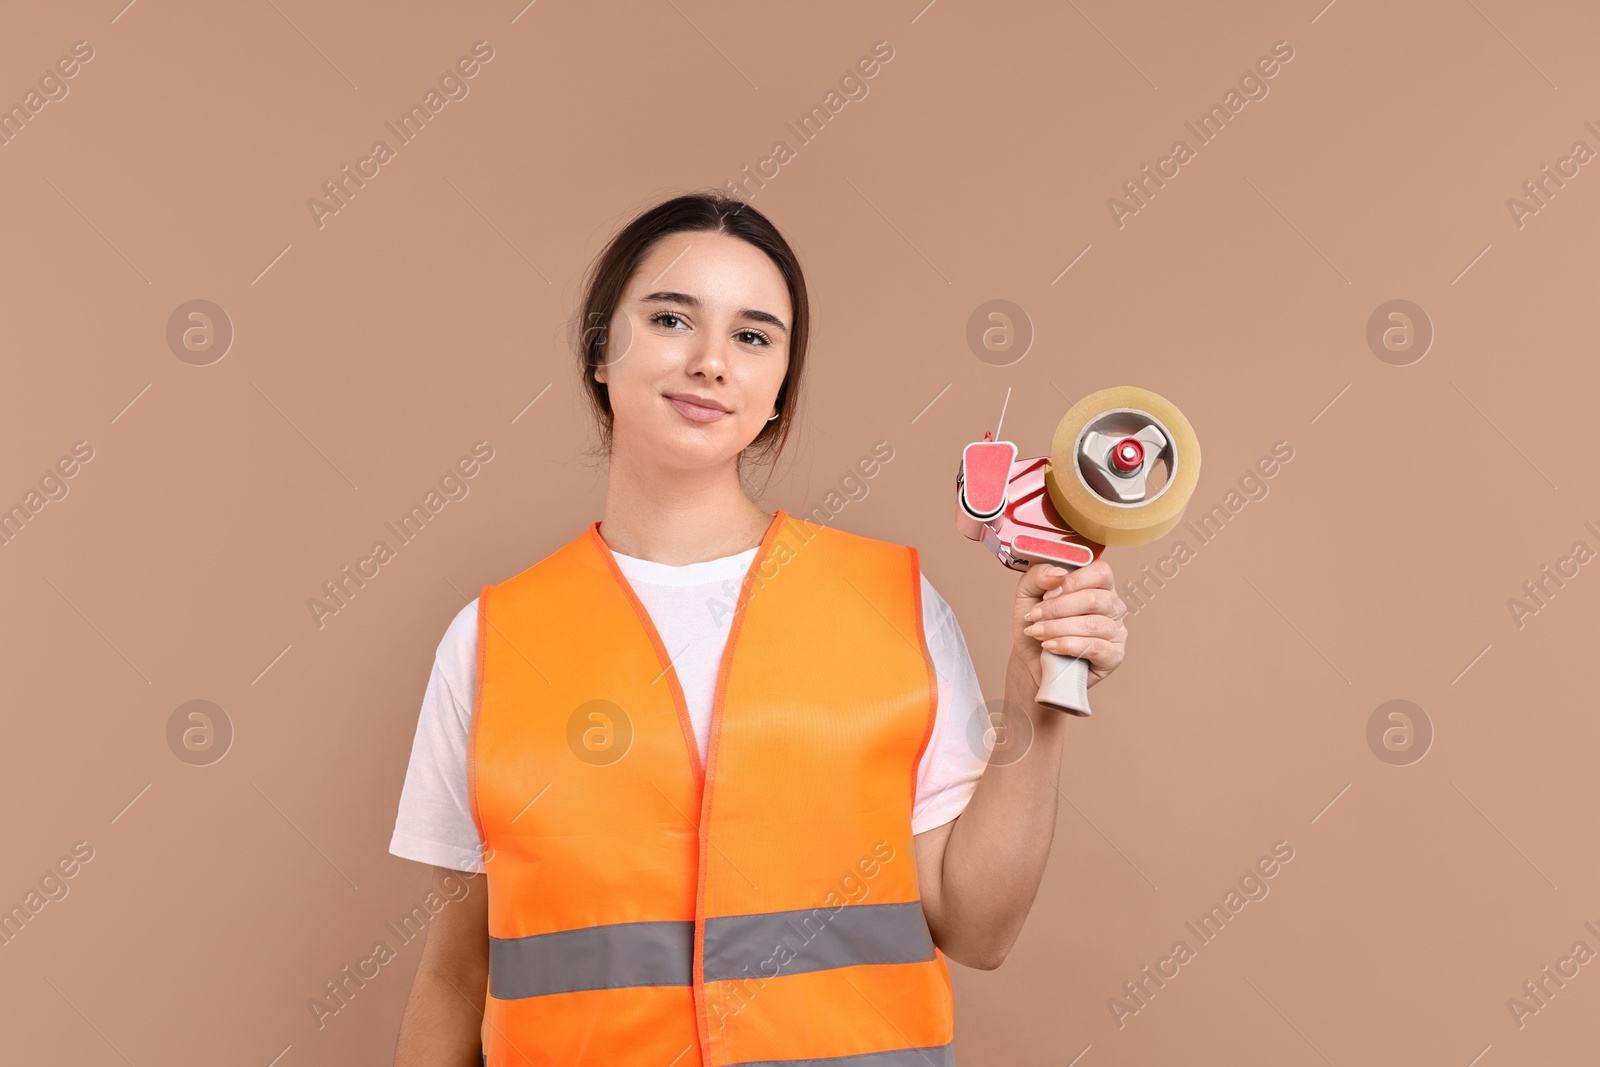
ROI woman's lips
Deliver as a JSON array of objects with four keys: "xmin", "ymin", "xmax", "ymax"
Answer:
[{"xmin": 666, "ymin": 395, "xmax": 729, "ymax": 423}]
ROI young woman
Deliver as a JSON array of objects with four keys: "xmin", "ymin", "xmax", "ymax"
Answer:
[{"xmin": 389, "ymin": 193, "xmax": 1128, "ymax": 1066}]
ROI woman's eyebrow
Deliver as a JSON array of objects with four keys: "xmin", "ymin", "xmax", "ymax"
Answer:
[{"xmin": 637, "ymin": 290, "xmax": 788, "ymax": 334}]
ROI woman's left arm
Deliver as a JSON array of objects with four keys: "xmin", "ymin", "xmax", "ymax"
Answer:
[{"xmin": 913, "ymin": 559, "xmax": 1127, "ymax": 970}]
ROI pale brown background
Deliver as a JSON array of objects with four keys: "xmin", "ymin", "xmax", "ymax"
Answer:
[{"xmin": 2, "ymin": 0, "xmax": 1597, "ymax": 1063}]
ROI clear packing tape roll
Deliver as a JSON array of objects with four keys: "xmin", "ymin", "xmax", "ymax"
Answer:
[{"xmin": 1043, "ymin": 385, "xmax": 1202, "ymax": 550}]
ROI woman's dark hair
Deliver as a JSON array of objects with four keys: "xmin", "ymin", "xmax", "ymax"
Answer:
[{"xmin": 573, "ymin": 191, "xmax": 808, "ymax": 477}]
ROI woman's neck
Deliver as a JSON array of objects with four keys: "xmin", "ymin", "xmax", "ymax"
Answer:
[{"xmin": 597, "ymin": 457, "xmax": 774, "ymax": 566}]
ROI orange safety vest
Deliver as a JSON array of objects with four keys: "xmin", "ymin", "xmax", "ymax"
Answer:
[{"xmin": 468, "ymin": 508, "xmax": 957, "ymax": 1066}]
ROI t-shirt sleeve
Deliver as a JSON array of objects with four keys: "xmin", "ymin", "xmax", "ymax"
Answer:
[
  {"xmin": 388, "ymin": 598, "xmax": 488, "ymax": 874},
  {"xmin": 912, "ymin": 572, "xmax": 992, "ymax": 835}
]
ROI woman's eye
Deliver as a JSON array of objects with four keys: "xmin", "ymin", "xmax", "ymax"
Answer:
[
  {"xmin": 738, "ymin": 329, "xmax": 772, "ymax": 346},
  {"xmin": 651, "ymin": 312, "xmax": 686, "ymax": 329}
]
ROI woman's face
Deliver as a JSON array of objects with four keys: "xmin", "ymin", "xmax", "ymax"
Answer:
[{"xmin": 594, "ymin": 230, "xmax": 792, "ymax": 472}]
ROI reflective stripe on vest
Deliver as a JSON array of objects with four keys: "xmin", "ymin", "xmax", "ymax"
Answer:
[
  {"xmin": 484, "ymin": 1045, "xmax": 954, "ymax": 1067},
  {"xmin": 469, "ymin": 510, "xmax": 956, "ymax": 1065},
  {"xmin": 490, "ymin": 899, "xmax": 937, "ymax": 997}
]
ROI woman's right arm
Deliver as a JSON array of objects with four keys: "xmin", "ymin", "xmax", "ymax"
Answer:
[{"xmin": 392, "ymin": 864, "xmax": 490, "ymax": 1066}]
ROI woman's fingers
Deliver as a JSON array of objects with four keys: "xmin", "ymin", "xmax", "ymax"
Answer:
[
  {"xmin": 1025, "ymin": 586, "xmax": 1125, "ymax": 624},
  {"xmin": 1018, "ymin": 559, "xmax": 1128, "ymax": 680},
  {"xmin": 1022, "ymin": 610, "xmax": 1121, "ymax": 642},
  {"xmin": 1015, "ymin": 563, "xmax": 1071, "ymax": 604},
  {"xmin": 1069, "ymin": 558, "xmax": 1115, "ymax": 591}
]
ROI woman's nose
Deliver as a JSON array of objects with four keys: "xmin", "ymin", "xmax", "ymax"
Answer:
[{"xmin": 685, "ymin": 335, "xmax": 730, "ymax": 378}]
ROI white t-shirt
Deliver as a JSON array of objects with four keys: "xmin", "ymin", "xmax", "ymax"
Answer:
[{"xmin": 389, "ymin": 545, "xmax": 992, "ymax": 875}]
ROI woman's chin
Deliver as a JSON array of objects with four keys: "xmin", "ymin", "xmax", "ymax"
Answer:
[{"xmin": 644, "ymin": 426, "xmax": 749, "ymax": 467}]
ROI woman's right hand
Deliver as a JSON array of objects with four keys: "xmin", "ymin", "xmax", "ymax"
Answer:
[{"xmin": 1010, "ymin": 558, "xmax": 1127, "ymax": 692}]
